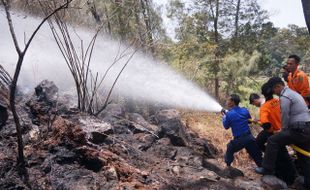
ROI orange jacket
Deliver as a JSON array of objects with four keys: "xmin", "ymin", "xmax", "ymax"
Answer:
[
  {"xmin": 288, "ymin": 69, "xmax": 310, "ymax": 105},
  {"xmin": 260, "ymin": 98, "xmax": 281, "ymax": 133}
]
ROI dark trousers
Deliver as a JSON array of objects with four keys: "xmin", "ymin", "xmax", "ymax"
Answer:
[
  {"xmin": 256, "ymin": 130, "xmax": 297, "ymax": 185},
  {"xmin": 295, "ymin": 143, "xmax": 310, "ymax": 188},
  {"xmin": 263, "ymin": 130, "xmax": 310, "ymax": 188},
  {"xmin": 225, "ymin": 133, "xmax": 262, "ymax": 167},
  {"xmin": 256, "ymin": 130, "xmax": 272, "ymax": 152}
]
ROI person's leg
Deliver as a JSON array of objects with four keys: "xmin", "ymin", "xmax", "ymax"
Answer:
[
  {"xmin": 245, "ymin": 135, "xmax": 263, "ymax": 167},
  {"xmin": 296, "ymin": 142, "xmax": 310, "ymax": 189},
  {"xmin": 262, "ymin": 131, "xmax": 295, "ymax": 171},
  {"xmin": 256, "ymin": 130, "xmax": 272, "ymax": 152},
  {"xmin": 303, "ymin": 156, "xmax": 310, "ymax": 189},
  {"xmin": 274, "ymin": 147, "xmax": 297, "ymax": 185},
  {"xmin": 225, "ymin": 138, "xmax": 244, "ymax": 166}
]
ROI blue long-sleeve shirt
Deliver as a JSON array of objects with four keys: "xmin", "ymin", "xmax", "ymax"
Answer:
[{"xmin": 222, "ymin": 106, "xmax": 251, "ymax": 138}]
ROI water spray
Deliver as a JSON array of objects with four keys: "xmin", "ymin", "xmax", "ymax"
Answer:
[{"xmin": 0, "ymin": 11, "xmax": 223, "ymax": 113}]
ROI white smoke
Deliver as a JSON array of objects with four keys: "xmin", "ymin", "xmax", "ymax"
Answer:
[{"xmin": 0, "ymin": 9, "xmax": 222, "ymax": 112}]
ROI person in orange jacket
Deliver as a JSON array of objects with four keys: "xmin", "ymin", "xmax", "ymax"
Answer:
[
  {"xmin": 249, "ymin": 84, "xmax": 281, "ymax": 151},
  {"xmin": 286, "ymin": 54, "xmax": 310, "ymax": 108}
]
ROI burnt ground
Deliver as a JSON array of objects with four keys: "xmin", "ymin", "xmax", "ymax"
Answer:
[{"xmin": 0, "ymin": 81, "xmax": 296, "ymax": 190}]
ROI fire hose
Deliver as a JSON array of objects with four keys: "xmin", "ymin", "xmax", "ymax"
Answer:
[{"xmin": 248, "ymin": 119, "xmax": 310, "ymax": 158}]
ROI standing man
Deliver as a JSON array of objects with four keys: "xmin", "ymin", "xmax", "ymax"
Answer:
[
  {"xmin": 286, "ymin": 54, "xmax": 310, "ymax": 108},
  {"xmin": 256, "ymin": 77, "xmax": 310, "ymax": 189},
  {"xmin": 222, "ymin": 94, "xmax": 262, "ymax": 169}
]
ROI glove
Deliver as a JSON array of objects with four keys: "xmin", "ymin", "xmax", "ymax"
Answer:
[
  {"xmin": 221, "ymin": 109, "xmax": 228, "ymax": 116},
  {"xmin": 262, "ymin": 123, "xmax": 271, "ymax": 131}
]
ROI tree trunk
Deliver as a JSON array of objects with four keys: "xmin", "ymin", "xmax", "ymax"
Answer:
[
  {"xmin": 134, "ymin": 1, "xmax": 145, "ymax": 48},
  {"xmin": 141, "ymin": 0, "xmax": 154, "ymax": 53},
  {"xmin": 115, "ymin": 0, "xmax": 126, "ymax": 39},
  {"xmin": 103, "ymin": 3, "xmax": 112, "ymax": 34},
  {"xmin": 87, "ymin": 0, "xmax": 101, "ymax": 23},
  {"xmin": 214, "ymin": 0, "xmax": 220, "ymax": 100},
  {"xmin": 234, "ymin": 0, "xmax": 241, "ymax": 38},
  {"xmin": 10, "ymin": 56, "xmax": 26, "ymax": 169}
]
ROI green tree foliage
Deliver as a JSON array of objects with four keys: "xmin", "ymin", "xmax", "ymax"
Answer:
[
  {"xmin": 268, "ymin": 25, "xmax": 310, "ymax": 69},
  {"xmin": 92, "ymin": 0, "xmax": 166, "ymax": 53},
  {"xmin": 166, "ymin": 0, "xmax": 271, "ymax": 98},
  {"xmin": 220, "ymin": 50, "xmax": 262, "ymax": 96}
]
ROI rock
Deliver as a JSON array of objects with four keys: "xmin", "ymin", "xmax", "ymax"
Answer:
[
  {"xmin": 172, "ymin": 166, "xmax": 181, "ymax": 175},
  {"xmin": 129, "ymin": 122, "xmax": 150, "ymax": 134},
  {"xmin": 261, "ymin": 175, "xmax": 287, "ymax": 189},
  {"xmin": 51, "ymin": 117, "xmax": 87, "ymax": 146},
  {"xmin": 53, "ymin": 147, "xmax": 77, "ymax": 165},
  {"xmin": 153, "ymin": 109, "xmax": 180, "ymax": 124},
  {"xmin": 29, "ymin": 125, "xmax": 40, "ymax": 141},
  {"xmin": 74, "ymin": 147, "xmax": 106, "ymax": 172},
  {"xmin": 127, "ymin": 113, "xmax": 160, "ymax": 135},
  {"xmin": 89, "ymin": 131, "xmax": 108, "ymax": 144},
  {"xmin": 106, "ymin": 166, "xmax": 119, "ymax": 181},
  {"xmin": 204, "ymin": 170, "xmax": 220, "ymax": 182},
  {"xmin": 234, "ymin": 177, "xmax": 264, "ymax": 190},
  {"xmin": 26, "ymin": 80, "xmax": 59, "ymax": 126},
  {"xmin": 202, "ymin": 158, "xmax": 223, "ymax": 173},
  {"xmin": 146, "ymin": 138, "xmax": 178, "ymax": 160},
  {"xmin": 128, "ymin": 113, "xmax": 149, "ymax": 127},
  {"xmin": 35, "ymin": 80, "xmax": 58, "ymax": 102},
  {"xmin": 203, "ymin": 141, "xmax": 217, "ymax": 158},
  {"xmin": 101, "ymin": 103, "xmax": 125, "ymax": 118},
  {"xmin": 218, "ymin": 166, "xmax": 244, "ymax": 179},
  {"xmin": 159, "ymin": 118, "xmax": 187, "ymax": 146},
  {"xmin": 79, "ymin": 117, "xmax": 113, "ymax": 144},
  {"xmin": 48, "ymin": 164, "xmax": 108, "ymax": 189}
]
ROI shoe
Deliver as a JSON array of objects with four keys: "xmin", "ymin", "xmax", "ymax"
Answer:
[{"xmin": 255, "ymin": 167, "xmax": 274, "ymax": 175}]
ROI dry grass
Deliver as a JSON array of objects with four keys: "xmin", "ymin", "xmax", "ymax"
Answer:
[{"xmin": 181, "ymin": 111, "xmax": 261, "ymax": 179}]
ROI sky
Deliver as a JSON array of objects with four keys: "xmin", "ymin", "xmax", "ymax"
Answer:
[
  {"xmin": 259, "ymin": 0, "xmax": 306, "ymax": 28},
  {"xmin": 158, "ymin": 0, "xmax": 307, "ymax": 39}
]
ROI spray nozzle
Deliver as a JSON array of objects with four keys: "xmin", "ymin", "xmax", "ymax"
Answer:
[{"xmin": 221, "ymin": 108, "xmax": 228, "ymax": 115}]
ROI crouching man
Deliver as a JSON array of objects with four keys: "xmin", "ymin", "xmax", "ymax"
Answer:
[
  {"xmin": 256, "ymin": 77, "xmax": 310, "ymax": 189},
  {"xmin": 222, "ymin": 94, "xmax": 263, "ymax": 169}
]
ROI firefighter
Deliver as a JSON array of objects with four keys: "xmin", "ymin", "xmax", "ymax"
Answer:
[
  {"xmin": 221, "ymin": 94, "xmax": 262, "ymax": 169},
  {"xmin": 255, "ymin": 77, "xmax": 310, "ymax": 189},
  {"xmin": 286, "ymin": 54, "xmax": 310, "ymax": 108}
]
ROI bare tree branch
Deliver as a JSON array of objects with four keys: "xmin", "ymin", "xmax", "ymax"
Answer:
[
  {"xmin": 2, "ymin": 0, "xmax": 73, "ymax": 182},
  {"xmin": 95, "ymin": 49, "xmax": 137, "ymax": 116}
]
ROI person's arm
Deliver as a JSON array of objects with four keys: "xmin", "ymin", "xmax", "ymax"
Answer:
[
  {"xmin": 280, "ymin": 96, "xmax": 291, "ymax": 129},
  {"xmin": 259, "ymin": 106, "xmax": 271, "ymax": 130},
  {"xmin": 295, "ymin": 73, "xmax": 310, "ymax": 97},
  {"xmin": 247, "ymin": 109, "xmax": 252, "ymax": 120},
  {"xmin": 222, "ymin": 112, "xmax": 231, "ymax": 130}
]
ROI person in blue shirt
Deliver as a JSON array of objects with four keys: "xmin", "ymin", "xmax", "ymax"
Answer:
[{"xmin": 222, "ymin": 94, "xmax": 263, "ymax": 168}]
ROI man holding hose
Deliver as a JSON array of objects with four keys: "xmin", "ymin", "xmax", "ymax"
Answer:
[{"xmin": 221, "ymin": 94, "xmax": 262, "ymax": 169}]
